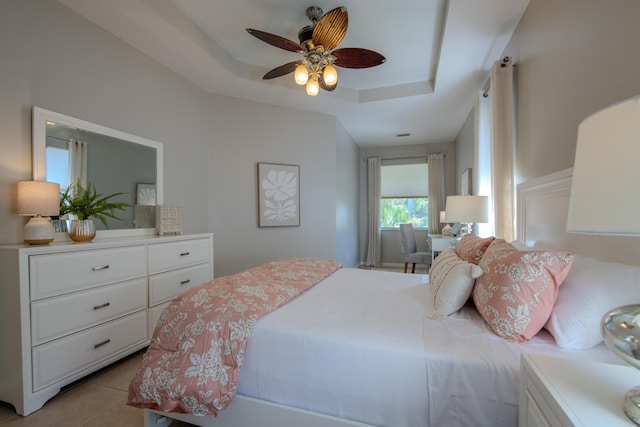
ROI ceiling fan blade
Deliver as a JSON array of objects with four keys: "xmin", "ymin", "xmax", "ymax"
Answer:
[
  {"xmin": 312, "ymin": 7, "xmax": 348, "ymax": 51},
  {"xmin": 263, "ymin": 61, "xmax": 298, "ymax": 80},
  {"xmin": 333, "ymin": 48, "xmax": 386, "ymax": 69},
  {"xmin": 246, "ymin": 29, "xmax": 302, "ymax": 52}
]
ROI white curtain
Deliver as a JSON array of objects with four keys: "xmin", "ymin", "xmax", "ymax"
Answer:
[
  {"xmin": 365, "ymin": 157, "xmax": 381, "ymax": 266},
  {"xmin": 427, "ymin": 153, "xmax": 445, "ymax": 234},
  {"xmin": 68, "ymin": 139, "xmax": 88, "ymax": 190},
  {"xmin": 490, "ymin": 57, "xmax": 515, "ymax": 241}
]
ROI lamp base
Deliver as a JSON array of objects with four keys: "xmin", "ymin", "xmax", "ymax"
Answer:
[
  {"xmin": 441, "ymin": 224, "xmax": 452, "ymax": 236},
  {"xmin": 23, "ymin": 216, "xmax": 54, "ymax": 245},
  {"xmin": 624, "ymin": 388, "xmax": 640, "ymax": 425}
]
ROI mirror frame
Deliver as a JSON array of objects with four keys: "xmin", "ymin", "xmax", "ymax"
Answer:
[{"xmin": 32, "ymin": 106, "xmax": 164, "ymax": 238}]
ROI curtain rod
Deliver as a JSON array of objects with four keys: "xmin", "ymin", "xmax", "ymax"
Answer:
[
  {"xmin": 363, "ymin": 153, "xmax": 447, "ymax": 163},
  {"xmin": 483, "ymin": 56, "xmax": 514, "ymax": 98},
  {"xmin": 47, "ymin": 135, "xmax": 71, "ymax": 143}
]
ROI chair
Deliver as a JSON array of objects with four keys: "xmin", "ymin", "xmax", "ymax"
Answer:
[{"xmin": 399, "ymin": 223, "xmax": 431, "ymax": 273}]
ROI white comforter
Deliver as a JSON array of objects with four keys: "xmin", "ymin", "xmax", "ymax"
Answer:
[{"xmin": 237, "ymin": 268, "xmax": 621, "ymax": 427}]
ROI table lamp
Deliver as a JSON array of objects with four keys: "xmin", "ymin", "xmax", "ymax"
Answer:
[
  {"xmin": 444, "ymin": 195, "xmax": 489, "ymax": 242},
  {"xmin": 440, "ymin": 210, "xmax": 452, "ymax": 236},
  {"xmin": 566, "ymin": 95, "xmax": 640, "ymax": 425},
  {"xmin": 17, "ymin": 181, "xmax": 60, "ymax": 245}
]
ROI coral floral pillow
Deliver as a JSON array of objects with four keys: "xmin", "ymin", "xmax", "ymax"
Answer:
[
  {"xmin": 472, "ymin": 239, "xmax": 574, "ymax": 342},
  {"xmin": 455, "ymin": 234, "xmax": 495, "ymax": 264}
]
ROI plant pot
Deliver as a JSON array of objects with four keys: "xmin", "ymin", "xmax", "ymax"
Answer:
[{"xmin": 68, "ymin": 219, "xmax": 96, "ymax": 243}]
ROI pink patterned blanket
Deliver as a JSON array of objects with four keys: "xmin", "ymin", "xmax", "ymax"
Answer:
[{"xmin": 127, "ymin": 258, "xmax": 341, "ymax": 415}]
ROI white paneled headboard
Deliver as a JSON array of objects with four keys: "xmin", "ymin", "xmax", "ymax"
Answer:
[{"xmin": 517, "ymin": 168, "xmax": 640, "ymax": 266}]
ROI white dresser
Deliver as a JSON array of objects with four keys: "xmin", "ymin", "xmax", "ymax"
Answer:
[{"xmin": 0, "ymin": 233, "xmax": 213, "ymax": 416}]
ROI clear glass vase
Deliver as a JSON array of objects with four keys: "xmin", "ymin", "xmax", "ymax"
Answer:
[{"xmin": 68, "ymin": 219, "xmax": 96, "ymax": 242}]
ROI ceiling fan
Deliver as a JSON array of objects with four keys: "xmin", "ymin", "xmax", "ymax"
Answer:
[{"xmin": 246, "ymin": 6, "xmax": 386, "ymax": 96}]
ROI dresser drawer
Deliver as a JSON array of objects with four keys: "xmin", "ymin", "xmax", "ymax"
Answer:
[
  {"xmin": 149, "ymin": 263, "xmax": 211, "ymax": 306},
  {"xmin": 148, "ymin": 301, "xmax": 170, "ymax": 337},
  {"xmin": 30, "ymin": 245, "xmax": 147, "ymax": 300},
  {"xmin": 31, "ymin": 278, "xmax": 148, "ymax": 346},
  {"xmin": 31, "ymin": 310, "xmax": 147, "ymax": 392},
  {"xmin": 148, "ymin": 238, "xmax": 211, "ymax": 274}
]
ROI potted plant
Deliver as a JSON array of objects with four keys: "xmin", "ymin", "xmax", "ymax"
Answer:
[{"xmin": 59, "ymin": 181, "xmax": 131, "ymax": 242}]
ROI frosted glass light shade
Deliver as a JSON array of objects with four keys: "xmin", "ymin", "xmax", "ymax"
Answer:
[
  {"xmin": 444, "ymin": 195, "xmax": 489, "ymax": 223},
  {"xmin": 306, "ymin": 77, "xmax": 319, "ymax": 96},
  {"xmin": 567, "ymin": 95, "xmax": 640, "ymax": 235},
  {"xmin": 294, "ymin": 64, "xmax": 308, "ymax": 85},
  {"xmin": 322, "ymin": 64, "xmax": 338, "ymax": 86}
]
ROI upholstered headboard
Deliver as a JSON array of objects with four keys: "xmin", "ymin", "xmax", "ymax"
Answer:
[{"xmin": 517, "ymin": 168, "xmax": 640, "ymax": 266}]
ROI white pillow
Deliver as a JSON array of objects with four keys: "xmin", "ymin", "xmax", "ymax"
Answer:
[
  {"xmin": 544, "ymin": 255, "xmax": 640, "ymax": 349},
  {"xmin": 429, "ymin": 249, "xmax": 484, "ymax": 316}
]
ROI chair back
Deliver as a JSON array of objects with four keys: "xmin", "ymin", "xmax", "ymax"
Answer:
[{"xmin": 399, "ymin": 223, "xmax": 418, "ymax": 254}]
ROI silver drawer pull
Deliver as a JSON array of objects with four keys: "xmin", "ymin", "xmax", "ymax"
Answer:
[
  {"xmin": 93, "ymin": 302, "xmax": 111, "ymax": 310},
  {"xmin": 94, "ymin": 339, "xmax": 111, "ymax": 349},
  {"xmin": 179, "ymin": 252, "xmax": 190, "ymax": 257},
  {"xmin": 92, "ymin": 265, "xmax": 110, "ymax": 271},
  {"xmin": 180, "ymin": 279, "xmax": 191, "ymax": 286}
]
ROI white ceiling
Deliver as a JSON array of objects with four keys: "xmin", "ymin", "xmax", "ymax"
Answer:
[{"xmin": 57, "ymin": 0, "xmax": 530, "ymax": 147}]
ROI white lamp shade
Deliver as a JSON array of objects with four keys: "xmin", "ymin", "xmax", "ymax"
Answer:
[
  {"xmin": 439, "ymin": 210, "xmax": 447, "ymax": 223},
  {"xmin": 567, "ymin": 95, "xmax": 640, "ymax": 235},
  {"xmin": 17, "ymin": 181, "xmax": 60, "ymax": 216},
  {"xmin": 445, "ymin": 195, "xmax": 489, "ymax": 223}
]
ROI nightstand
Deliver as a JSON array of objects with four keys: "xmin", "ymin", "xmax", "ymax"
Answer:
[
  {"xmin": 427, "ymin": 234, "xmax": 452, "ymax": 262},
  {"xmin": 519, "ymin": 353, "xmax": 640, "ymax": 427}
]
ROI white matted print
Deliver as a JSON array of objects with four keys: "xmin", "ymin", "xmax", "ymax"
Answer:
[
  {"xmin": 136, "ymin": 183, "xmax": 157, "ymax": 206},
  {"xmin": 258, "ymin": 162, "xmax": 300, "ymax": 227}
]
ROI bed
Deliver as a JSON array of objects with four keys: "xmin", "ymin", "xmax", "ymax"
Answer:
[{"xmin": 129, "ymin": 169, "xmax": 640, "ymax": 427}]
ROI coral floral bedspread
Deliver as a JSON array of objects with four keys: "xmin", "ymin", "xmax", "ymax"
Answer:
[{"xmin": 127, "ymin": 258, "xmax": 341, "ymax": 416}]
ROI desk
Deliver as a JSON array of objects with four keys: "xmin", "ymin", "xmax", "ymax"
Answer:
[{"xmin": 427, "ymin": 234, "xmax": 452, "ymax": 262}]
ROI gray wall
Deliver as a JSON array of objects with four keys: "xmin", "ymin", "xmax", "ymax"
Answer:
[
  {"xmin": 454, "ymin": 112, "xmax": 475, "ymax": 195},
  {"xmin": 0, "ymin": 0, "xmax": 358, "ymax": 276},
  {"xmin": 506, "ymin": 0, "xmax": 640, "ymax": 183}
]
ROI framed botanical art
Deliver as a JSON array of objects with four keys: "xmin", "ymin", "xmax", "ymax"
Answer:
[
  {"xmin": 136, "ymin": 183, "xmax": 157, "ymax": 206},
  {"xmin": 257, "ymin": 162, "xmax": 300, "ymax": 227}
]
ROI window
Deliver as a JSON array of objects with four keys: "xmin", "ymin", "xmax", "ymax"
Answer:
[
  {"xmin": 45, "ymin": 146, "xmax": 69, "ymax": 190},
  {"xmin": 380, "ymin": 163, "xmax": 428, "ymax": 228}
]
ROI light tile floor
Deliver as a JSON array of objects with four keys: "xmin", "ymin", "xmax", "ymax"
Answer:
[{"xmin": 0, "ymin": 350, "xmax": 193, "ymax": 427}]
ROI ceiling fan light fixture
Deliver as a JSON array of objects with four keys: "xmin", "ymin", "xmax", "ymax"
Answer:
[
  {"xmin": 294, "ymin": 64, "xmax": 309, "ymax": 85},
  {"xmin": 306, "ymin": 77, "xmax": 320, "ymax": 96},
  {"xmin": 247, "ymin": 6, "xmax": 385, "ymax": 97},
  {"xmin": 322, "ymin": 64, "xmax": 338, "ymax": 86}
]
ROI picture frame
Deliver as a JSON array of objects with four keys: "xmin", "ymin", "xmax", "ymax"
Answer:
[
  {"xmin": 461, "ymin": 168, "xmax": 471, "ymax": 196},
  {"xmin": 136, "ymin": 183, "xmax": 156, "ymax": 206},
  {"xmin": 257, "ymin": 162, "xmax": 300, "ymax": 227}
]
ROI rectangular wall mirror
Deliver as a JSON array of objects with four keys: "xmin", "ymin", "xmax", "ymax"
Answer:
[{"xmin": 32, "ymin": 107, "xmax": 164, "ymax": 237}]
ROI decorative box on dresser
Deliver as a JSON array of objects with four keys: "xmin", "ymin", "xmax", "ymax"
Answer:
[
  {"xmin": 519, "ymin": 353, "xmax": 639, "ymax": 427},
  {"xmin": 0, "ymin": 233, "xmax": 213, "ymax": 416}
]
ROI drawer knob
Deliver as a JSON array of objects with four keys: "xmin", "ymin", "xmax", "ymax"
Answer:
[
  {"xmin": 92, "ymin": 265, "xmax": 110, "ymax": 271},
  {"xmin": 93, "ymin": 302, "xmax": 111, "ymax": 310},
  {"xmin": 94, "ymin": 339, "xmax": 111, "ymax": 349},
  {"xmin": 180, "ymin": 279, "xmax": 191, "ymax": 286},
  {"xmin": 179, "ymin": 252, "xmax": 190, "ymax": 257}
]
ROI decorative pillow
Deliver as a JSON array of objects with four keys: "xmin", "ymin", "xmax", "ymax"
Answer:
[
  {"xmin": 429, "ymin": 249, "xmax": 484, "ymax": 316},
  {"xmin": 472, "ymin": 239, "xmax": 574, "ymax": 342},
  {"xmin": 455, "ymin": 234, "xmax": 495, "ymax": 264},
  {"xmin": 545, "ymin": 255, "xmax": 640, "ymax": 349}
]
